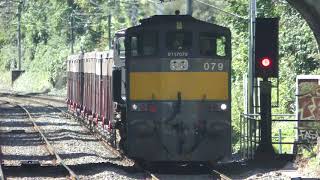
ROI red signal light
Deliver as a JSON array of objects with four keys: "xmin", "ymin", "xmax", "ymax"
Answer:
[{"xmin": 261, "ymin": 58, "xmax": 271, "ymax": 68}]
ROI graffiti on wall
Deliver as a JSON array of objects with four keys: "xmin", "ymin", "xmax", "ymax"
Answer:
[
  {"xmin": 298, "ymin": 80, "xmax": 320, "ymax": 120},
  {"xmin": 297, "ymin": 78, "xmax": 320, "ymax": 149}
]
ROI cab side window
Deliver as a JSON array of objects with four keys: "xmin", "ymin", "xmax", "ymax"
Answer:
[
  {"xmin": 117, "ymin": 37, "xmax": 125, "ymax": 58},
  {"xmin": 130, "ymin": 32, "xmax": 158, "ymax": 57},
  {"xmin": 199, "ymin": 33, "xmax": 226, "ymax": 57},
  {"xmin": 199, "ymin": 33, "xmax": 216, "ymax": 56}
]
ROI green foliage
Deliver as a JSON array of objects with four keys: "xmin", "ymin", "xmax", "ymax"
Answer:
[
  {"xmin": 0, "ymin": 71, "xmax": 12, "ymax": 90},
  {"xmin": 299, "ymin": 146, "xmax": 320, "ymax": 176},
  {"xmin": 0, "ymin": 0, "xmax": 147, "ymax": 89},
  {"xmin": 13, "ymin": 71, "xmax": 52, "ymax": 92},
  {"xmin": 272, "ymin": 122, "xmax": 296, "ymax": 153}
]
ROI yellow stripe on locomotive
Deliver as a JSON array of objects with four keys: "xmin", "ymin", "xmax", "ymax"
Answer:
[{"xmin": 130, "ymin": 72, "xmax": 228, "ymax": 101}]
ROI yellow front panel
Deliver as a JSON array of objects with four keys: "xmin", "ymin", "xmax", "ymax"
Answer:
[{"xmin": 130, "ymin": 72, "xmax": 229, "ymax": 100}]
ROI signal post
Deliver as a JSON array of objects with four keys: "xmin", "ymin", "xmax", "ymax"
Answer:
[{"xmin": 254, "ymin": 18, "xmax": 279, "ymax": 159}]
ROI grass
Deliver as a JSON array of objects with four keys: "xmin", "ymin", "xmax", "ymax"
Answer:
[
  {"xmin": 12, "ymin": 71, "xmax": 52, "ymax": 93},
  {"xmin": 0, "ymin": 70, "xmax": 66, "ymax": 97},
  {"xmin": 272, "ymin": 121, "xmax": 296, "ymax": 154},
  {"xmin": 297, "ymin": 147, "xmax": 320, "ymax": 177},
  {"xmin": 0, "ymin": 71, "xmax": 12, "ymax": 90}
]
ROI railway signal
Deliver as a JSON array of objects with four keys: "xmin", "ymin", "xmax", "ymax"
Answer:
[
  {"xmin": 254, "ymin": 18, "xmax": 279, "ymax": 79},
  {"xmin": 254, "ymin": 17, "xmax": 279, "ymax": 159}
]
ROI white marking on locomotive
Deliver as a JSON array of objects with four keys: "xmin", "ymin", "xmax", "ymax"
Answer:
[
  {"xmin": 170, "ymin": 59, "xmax": 189, "ymax": 71},
  {"xmin": 168, "ymin": 52, "xmax": 188, "ymax": 57},
  {"xmin": 203, "ymin": 62, "xmax": 224, "ymax": 71}
]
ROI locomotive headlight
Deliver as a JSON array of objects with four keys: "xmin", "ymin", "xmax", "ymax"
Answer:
[
  {"xmin": 132, "ymin": 104, "xmax": 138, "ymax": 110},
  {"xmin": 121, "ymin": 96, "xmax": 126, "ymax": 101},
  {"xmin": 220, "ymin": 104, "xmax": 227, "ymax": 110}
]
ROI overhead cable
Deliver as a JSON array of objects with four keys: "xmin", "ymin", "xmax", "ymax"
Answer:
[{"xmin": 194, "ymin": 0, "xmax": 248, "ymax": 20}]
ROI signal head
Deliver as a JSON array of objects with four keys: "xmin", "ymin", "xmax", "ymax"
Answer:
[{"xmin": 261, "ymin": 57, "xmax": 272, "ymax": 68}]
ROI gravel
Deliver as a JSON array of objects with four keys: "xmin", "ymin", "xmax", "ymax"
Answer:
[
  {"xmin": 0, "ymin": 100, "xmax": 53, "ymax": 167},
  {"xmin": 76, "ymin": 166, "xmax": 145, "ymax": 180},
  {"xmin": 28, "ymin": 104, "xmax": 123, "ymax": 166}
]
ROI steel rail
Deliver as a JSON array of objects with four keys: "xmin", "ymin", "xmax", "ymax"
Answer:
[
  {"xmin": 0, "ymin": 123, "xmax": 4, "ymax": 180},
  {"xmin": 0, "ymin": 154, "xmax": 4, "ymax": 180},
  {"xmin": 5, "ymin": 98, "xmax": 78, "ymax": 180},
  {"xmin": 212, "ymin": 170, "xmax": 232, "ymax": 180},
  {"xmin": 0, "ymin": 100, "xmax": 8, "ymax": 180}
]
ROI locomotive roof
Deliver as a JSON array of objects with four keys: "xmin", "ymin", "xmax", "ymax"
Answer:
[
  {"xmin": 139, "ymin": 15, "xmax": 199, "ymax": 24},
  {"xmin": 126, "ymin": 15, "xmax": 230, "ymax": 34}
]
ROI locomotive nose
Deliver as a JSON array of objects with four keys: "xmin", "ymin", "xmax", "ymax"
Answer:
[{"xmin": 158, "ymin": 101, "xmax": 230, "ymax": 158}]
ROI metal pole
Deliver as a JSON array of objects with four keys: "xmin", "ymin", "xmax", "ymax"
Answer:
[
  {"xmin": 248, "ymin": 0, "xmax": 256, "ymax": 114},
  {"xmin": 71, "ymin": 13, "xmax": 74, "ymax": 54},
  {"xmin": 240, "ymin": 115, "xmax": 243, "ymax": 157},
  {"xmin": 17, "ymin": 0, "xmax": 22, "ymax": 70},
  {"xmin": 246, "ymin": 117, "xmax": 251, "ymax": 159},
  {"xmin": 108, "ymin": 15, "xmax": 112, "ymax": 49},
  {"xmin": 244, "ymin": 74, "xmax": 248, "ymax": 114},
  {"xmin": 279, "ymin": 128, "xmax": 282, "ymax": 154},
  {"xmin": 186, "ymin": 0, "xmax": 192, "ymax": 15}
]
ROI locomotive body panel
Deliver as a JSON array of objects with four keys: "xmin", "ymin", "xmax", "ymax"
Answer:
[{"xmin": 130, "ymin": 72, "xmax": 228, "ymax": 101}]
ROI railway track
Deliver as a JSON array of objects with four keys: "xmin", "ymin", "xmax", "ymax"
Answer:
[
  {"xmin": 0, "ymin": 98, "xmax": 78, "ymax": 179},
  {"xmin": 8, "ymin": 95, "xmax": 159, "ymax": 179},
  {"xmin": 5, "ymin": 94, "xmax": 234, "ymax": 180},
  {"xmin": 212, "ymin": 170, "xmax": 232, "ymax": 180}
]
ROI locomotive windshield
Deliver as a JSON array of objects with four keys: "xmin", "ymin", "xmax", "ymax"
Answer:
[
  {"xmin": 130, "ymin": 32, "xmax": 158, "ymax": 57},
  {"xmin": 199, "ymin": 33, "xmax": 226, "ymax": 57},
  {"xmin": 166, "ymin": 32, "xmax": 192, "ymax": 50},
  {"xmin": 117, "ymin": 37, "xmax": 125, "ymax": 58}
]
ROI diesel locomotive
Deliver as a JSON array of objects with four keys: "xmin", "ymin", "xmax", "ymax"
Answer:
[{"xmin": 67, "ymin": 14, "xmax": 232, "ymax": 164}]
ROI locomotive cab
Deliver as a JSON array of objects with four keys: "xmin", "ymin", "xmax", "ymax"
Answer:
[
  {"xmin": 113, "ymin": 30, "xmax": 127, "ymax": 103},
  {"xmin": 124, "ymin": 15, "xmax": 232, "ymax": 164}
]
